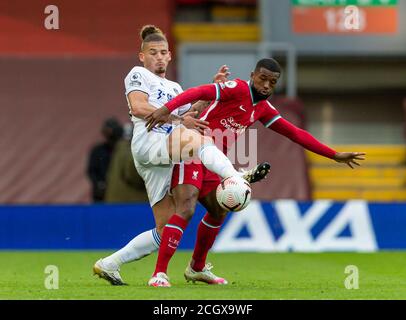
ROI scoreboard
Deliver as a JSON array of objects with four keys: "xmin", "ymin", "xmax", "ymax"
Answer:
[
  {"xmin": 291, "ymin": 0, "xmax": 398, "ymax": 34},
  {"xmin": 261, "ymin": 0, "xmax": 405, "ymax": 55}
]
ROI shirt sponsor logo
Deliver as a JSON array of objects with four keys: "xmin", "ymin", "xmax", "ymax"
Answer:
[
  {"xmin": 129, "ymin": 80, "xmax": 142, "ymax": 87},
  {"xmin": 220, "ymin": 117, "xmax": 248, "ymax": 135}
]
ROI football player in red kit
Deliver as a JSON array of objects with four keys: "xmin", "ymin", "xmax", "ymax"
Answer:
[{"xmin": 145, "ymin": 58, "xmax": 365, "ymax": 287}]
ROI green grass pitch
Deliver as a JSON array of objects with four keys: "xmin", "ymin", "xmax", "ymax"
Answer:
[{"xmin": 1, "ymin": 251, "xmax": 406, "ymax": 300}]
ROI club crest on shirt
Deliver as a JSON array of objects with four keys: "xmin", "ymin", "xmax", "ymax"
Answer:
[
  {"xmin": 225, "ymin": 81, "xmax": 237, "ymax": 89},
  {"xmin": 192, "ymin": 171, "xmax": 199, "ymax": 180}
]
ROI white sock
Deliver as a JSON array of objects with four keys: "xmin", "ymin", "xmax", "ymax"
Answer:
[
  {"xmin": 102, "ymin": 228, "xmax": 161, "ymax": 270},
  {"xmin": 198, "ymin": 143, "xmax": 240, "ymax": 179}
]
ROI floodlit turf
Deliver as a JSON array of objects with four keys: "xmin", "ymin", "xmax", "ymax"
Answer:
[{"xmin": 1, "ymin": 251, "xmax": 406, "ymax": 300}]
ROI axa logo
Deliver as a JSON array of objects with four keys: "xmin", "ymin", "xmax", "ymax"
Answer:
[{"xmin": 213, "ymin": 200, "xmax": 377, "ymax": 252}]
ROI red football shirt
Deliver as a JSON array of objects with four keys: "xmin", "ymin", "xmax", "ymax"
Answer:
[
  {"xmin": 199, "ymin": 79, "xmax": 281, "ymax": 151},
  {"xmin": 165, "ymin": 78, "xmax": 337, "ymax": 159}
]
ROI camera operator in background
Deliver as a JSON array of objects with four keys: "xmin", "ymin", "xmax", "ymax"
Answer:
[
  {"xmin": 105, "ymin": 122, "xmax": 149, "ymax": 203},
  {"xmin": 87, "ymin": 118, "xmax": 124, "ymax": 202}
]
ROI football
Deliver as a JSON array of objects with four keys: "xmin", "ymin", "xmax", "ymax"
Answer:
[{"xmin": 216, "ymin": 176, "xmax": 252, "ymax": 212}]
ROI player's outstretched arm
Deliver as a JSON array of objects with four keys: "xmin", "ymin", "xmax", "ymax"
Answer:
[
  {"xmin": 145, "ymin": 84, "xmax": 217, "ymax": 131},
  {"xmin": 190, "ymin": 101, "xmax": 211, "ymax": 116},
  {"xmin": 144, "ymin": 106, "xmax": 210, "ymax": 133},
  {"xmin": 145, "ymin": 106, "xmax": 172, "ymax": 131},
  {"xmin": 269, "ymin": 117, "xmax": 366, "ymax": 168}
]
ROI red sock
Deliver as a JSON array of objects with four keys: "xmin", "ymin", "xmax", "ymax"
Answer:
[
  {"xmin": 153, "ymin": 214, "xmax": 188, "ymax": 276},
  {"xmin": 191, "ymin": 212, "xmax": 225, "ymax": 272}
]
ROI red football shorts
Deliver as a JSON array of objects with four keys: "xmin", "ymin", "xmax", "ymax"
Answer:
[{"xmin": 171, "ymin": 162, "xmax": 221, "ymax": 199}]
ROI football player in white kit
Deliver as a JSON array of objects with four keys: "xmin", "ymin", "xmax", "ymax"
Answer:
[{"xmin": 93, "ymin": 25, "xmax": 263, "ymax": 285}]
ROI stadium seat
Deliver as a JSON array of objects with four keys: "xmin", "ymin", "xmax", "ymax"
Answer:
[
  {"xmin": 307, "ymin": 145, "xmax": 406, "ymax": 201},
  {"xmin": 211, "ymin": 6, "xmax": 256, "ymax": 22},
  {"xmin": 173, "ymin": 23, "xmax": 259, "ymax": 42}
]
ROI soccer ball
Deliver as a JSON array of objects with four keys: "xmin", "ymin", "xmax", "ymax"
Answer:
[{"xmin": 216, "ymin": 176, "xmax": 252, "ymax": 212}]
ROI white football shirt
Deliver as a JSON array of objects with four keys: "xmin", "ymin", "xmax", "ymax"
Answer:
[{"xmin": 124, "ymin": 66, "xmax": 191, "ymax": 134}]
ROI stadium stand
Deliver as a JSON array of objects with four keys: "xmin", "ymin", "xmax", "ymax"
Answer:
[
  {"xmin": 173, "ymin": 23, "xmax": 259, "ymax": 42},
  {"xmin": 174, "ymin": 0, "xmax": 258, "ymax": 42},
  {"xmin": 308, "ymin": 145, "xmax": 406, "ymax": 201}
]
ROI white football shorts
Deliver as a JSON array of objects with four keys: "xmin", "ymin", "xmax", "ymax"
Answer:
[{"xmin": 131, "ymin": 120, "xmax": 177, "ymax": 207}]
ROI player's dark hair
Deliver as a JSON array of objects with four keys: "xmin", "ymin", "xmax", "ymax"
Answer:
[
  {"xmin": 255, "ymin": 58, "xmax": 281, "ymax": 74},
  {"xmin": 140, "ymin": 25, "xmax": 167, "ymax": 50}
]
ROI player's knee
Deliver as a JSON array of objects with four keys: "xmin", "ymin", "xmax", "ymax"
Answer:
[
  {"xmin": 188, "ymin": 136, "xmax": 214, "ymax": 159},
  {"xmin": 176, "ymin": 192, "xmax": 199, "ymax": 221},
  {"xmin": 178, "ymin": 200, "xmax": 197, "ymax": 220}
]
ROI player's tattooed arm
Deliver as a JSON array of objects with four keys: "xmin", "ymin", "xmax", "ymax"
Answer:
[
  {"xmin": 181, "ymin": 111, "xmax": 209, "ymax": 134},
  {"xmin": 145, "ymin": 106, "xmax": 209, "ymax": 133},
  {"xmin": 190, "ymin": 100, "xmax": 210, "ymax": 117}
]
